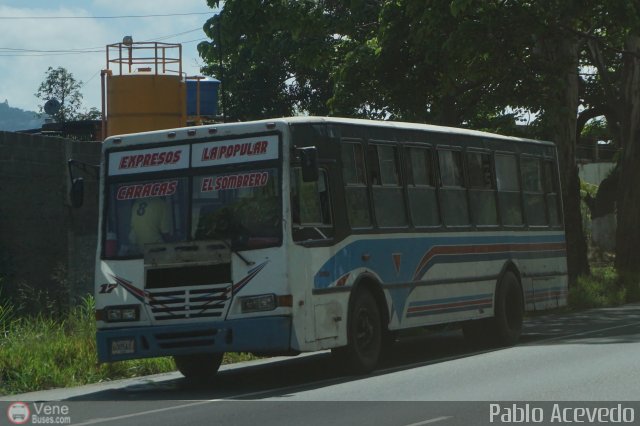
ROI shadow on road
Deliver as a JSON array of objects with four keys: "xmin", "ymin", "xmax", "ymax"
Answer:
[{"xmin": 65, "ymin": 303, "xmax": 640, "ymax": 402}]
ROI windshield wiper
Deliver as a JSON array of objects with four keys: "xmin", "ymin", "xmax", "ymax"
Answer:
[{"xmin": 207, "ymin": 231, "xmax": 254, "ymax": 266}]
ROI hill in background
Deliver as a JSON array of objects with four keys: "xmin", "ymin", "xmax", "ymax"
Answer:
[{"xmin": 0, "ymin": 100, "xmax": 44, "ymax": 131}]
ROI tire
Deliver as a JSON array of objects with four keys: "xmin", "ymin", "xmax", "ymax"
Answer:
[
  {"xmin": 463, "ymin": 270, "xmax": 523, "ymax": 347},
  {"xmin": 332, "ymin": 288, "xmax": 382, "ymax": 374},
  {"xmin": 493, "ymin": 270, "xmax": 524, "ymax": 346},
  {"xmin": 174, "ymin": 352, "xmax": 224, "ymax": 382}
]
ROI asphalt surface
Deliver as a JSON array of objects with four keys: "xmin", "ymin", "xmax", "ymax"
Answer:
[{"xmin": 3, "ymin": 304, "xmax": 640, "ymax": 426}]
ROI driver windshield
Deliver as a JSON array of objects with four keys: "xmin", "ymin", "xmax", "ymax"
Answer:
[
  {"xmin": 192, "ymin": 168, "xmax": 281, "ymax": 249},
  {"xmin": 105, "ymin": 177, "xmax": 189, "ymax": 257}
]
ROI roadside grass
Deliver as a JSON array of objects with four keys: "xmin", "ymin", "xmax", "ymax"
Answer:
[
  {"xmin": 569, "ymin": 266, "xmax": 640, "ymax": 309},
  {"xmin": 0, "ymin": 295, "xmax": 257, "ymax": 396}
]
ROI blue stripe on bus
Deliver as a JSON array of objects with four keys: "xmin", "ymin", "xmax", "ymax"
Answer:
[
  {"xmin": 408, "ymin": 293, "xmax": 494, "ymax": 308},
  {"xmin": 406, "ymin": 293, "xmax": 494, "ymax": 318},
  {"xmin": 406, "ymin": 303, "xmax": 494, "ymax": 318},
  {"xmin": 313, "ymin": 234, "xmax": 566, "ymax": 289}
]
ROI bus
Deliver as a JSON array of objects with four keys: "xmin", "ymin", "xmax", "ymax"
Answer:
[{"xmin": 91, "ymin": 117, "xmax": 567, "ymax": 378}]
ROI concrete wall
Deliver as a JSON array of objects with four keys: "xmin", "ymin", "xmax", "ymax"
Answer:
[
  {"xmin": 0, "ymin": 131, "xmax": 100, "ymax": 301},
  {"xmin": 578, "ymin": 162, "xmax": 615, "ymax": 186}
]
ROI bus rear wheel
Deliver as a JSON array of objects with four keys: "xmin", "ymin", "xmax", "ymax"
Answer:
[
  {"xmin": 493, "ymin": 270, "xmax": 524, "ymax": 346},
  {"xmin": 174, "ymin": 352, "xmax": 224, "ymax": 381},
  {"xmin": 463, "ymin": 271, "xmax": 523, "ymax": 347},
  {"xmin": 332, "ymin": 288, "xmax": 382, "ymax": 374}
]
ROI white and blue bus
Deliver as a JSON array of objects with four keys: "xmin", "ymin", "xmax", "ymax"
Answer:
[{"xmin": 93, "ymin": 117, "xmax": 567, "ymax": 377}]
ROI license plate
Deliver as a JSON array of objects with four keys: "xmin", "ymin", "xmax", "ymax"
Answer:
[{"xmin": 111, "ymin": 338, "xmax": 135, "ymax": 355}]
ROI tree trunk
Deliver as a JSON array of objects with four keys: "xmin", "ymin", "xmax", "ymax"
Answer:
[
  {"xmin": 615, "ymin": 34, "xmax": 640, "ymax": 276},
  {"xmin": 541, "ymin": 36, "xmax": 590, "ymax": 284}
]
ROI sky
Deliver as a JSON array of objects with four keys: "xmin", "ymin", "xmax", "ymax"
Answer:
[{"xmin": 0, "ymin": 0, "xmax": 218, "ymax": 113}]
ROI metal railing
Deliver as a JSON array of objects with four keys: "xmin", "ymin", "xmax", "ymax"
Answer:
[{"xmin": 106, "ymin": 41, "xmax": 182, "ymax": 76}]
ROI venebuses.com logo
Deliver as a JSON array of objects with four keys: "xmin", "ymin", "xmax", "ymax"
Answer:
[
  {"xmin": 6, "ymin": 401, "xmax": 72, "ymax": 425},
  {"xmin": 7, "ymin": 402, "xmax": 30, "ymax": 424}
]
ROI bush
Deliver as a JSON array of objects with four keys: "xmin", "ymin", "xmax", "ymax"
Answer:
[
  {"xmin": 569, "ymin": 266, "xmax": 626, "ymax": 309},
  {"xmin": 0, "ymin": 295, "xmax": 175, "ymax": 395},
  {"xmin": 0, "ymin": 293, "xmax": 260, "ymax": 395}
]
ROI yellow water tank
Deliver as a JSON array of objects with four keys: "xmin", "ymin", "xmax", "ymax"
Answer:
[
  {"xmin": 106, "ymin": 73, "xmax": 185, "ymax": 137},
  {"xmin": 103, "ymin": 41, "xmax": 187, "ymax": 138}
]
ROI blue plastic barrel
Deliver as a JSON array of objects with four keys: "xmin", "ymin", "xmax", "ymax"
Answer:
[{"xmin": 186, "ymin": 77, "xmax": 220, "ymax": 117}]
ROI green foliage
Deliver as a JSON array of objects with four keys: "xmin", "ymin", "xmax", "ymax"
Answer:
[
  {"xmin": 581, "ymin": 117, "xmax": 611, "ymax": 143},
  {"xmin": 0, "ymin": 295, "xmax": 167, "ymax": 395},
  {"xmin": 200, "ymin": 0, "xmax": 384, "ymax": 121},
  {"xmin": 580, "ymin": 179, "xmax": 598, "ymax": 199},
  {"xmin": 568, "ymin": 266, "xmax": 640, "ymax": 309},
  {"xmin": 34, "ymin": 66, "xmax": 86, "ymax": 123},
  {"xmin": 199, "ymin": 0, "xmax": 556, "ymax": 132},
  {"xmin": 0, "ymin": 292, "xmax": 259, "ymax": 395},
  {"xmin": 0, "ymin": 286, "xmax": 15, "ymax": 337},
  {"xmin": 569, "ymin": 267, "xmax": 625, "ymax": 309}
]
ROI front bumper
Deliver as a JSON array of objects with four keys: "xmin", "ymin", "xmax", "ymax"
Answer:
[{"xmin": 96, "ymin": 316, "xmax": 292, "ymax": 362}]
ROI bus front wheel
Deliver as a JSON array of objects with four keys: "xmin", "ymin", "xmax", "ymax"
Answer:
[
  {"xmin": 332, "ymin": 288, "xmax": 382, "ymax": 374},
  {"xmin": 174, "ymin": 352, "xmax": 224, "ymax": 381}
]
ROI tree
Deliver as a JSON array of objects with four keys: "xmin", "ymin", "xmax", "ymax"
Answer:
[
  {"xmin": 34, "ymin": 66, "xmax": 84, "ymax": 123},
  {"xmin": 200, "ymin": 0, "xmax": 640, "ymax": 283},
  {"xmin": 579, "ymin": 2, "xmax": 640, "ymax": 279},
  {"xmin": 198, "ymin": 0, "xmax": 382, "ymax": 121}
]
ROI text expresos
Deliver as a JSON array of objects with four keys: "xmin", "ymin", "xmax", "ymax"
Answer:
[{"xmin": 118, "ymin": 150, "xmax": 182, "ymax": 169}]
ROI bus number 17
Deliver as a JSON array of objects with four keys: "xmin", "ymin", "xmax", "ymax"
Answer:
[{"xmin": 99, "ymin": 283, "xmax": 118, "ymax": 294}]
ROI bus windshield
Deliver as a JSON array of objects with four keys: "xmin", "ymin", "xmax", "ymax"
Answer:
[
  {"xmin": 192, "ymin": 168, "xmax": 281, "ymax": 249},
  {"xmin": 104, "ymin": 168, "xmax": 281, "ymax": 258}
]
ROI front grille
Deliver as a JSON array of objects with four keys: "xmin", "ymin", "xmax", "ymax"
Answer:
[
  {"xmin": 147, "ymin": 284, "xmax": 230, "ymax": 321},
  {"xmin": 146, "ymin": 264, "xmax": 231, "ymax": 289}
]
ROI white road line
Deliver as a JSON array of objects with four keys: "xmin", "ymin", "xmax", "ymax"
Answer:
[
  {"xmin": 403, "ymin": 416, "xmax": 452, "ymax": 426},
  {"xmin": 73, "ymin": 400, "xmax": 218, "ymax": 425},
  {"xmin": 524, "ymin": 321, "xmax": 640, "ymax": 345}
]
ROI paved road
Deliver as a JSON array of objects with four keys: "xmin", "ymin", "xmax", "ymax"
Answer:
[{"xmin": 3, "ymin": 304, "xmax": 640, "ymax": 425}]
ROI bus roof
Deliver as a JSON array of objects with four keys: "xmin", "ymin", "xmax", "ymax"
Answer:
[
  {"xmin": 102, "ymin": 116, "xmax": 554, "ymax": 150},
  {"xmin": 282, "ymin": 116, "xmax": 554, "ymax": 146}
]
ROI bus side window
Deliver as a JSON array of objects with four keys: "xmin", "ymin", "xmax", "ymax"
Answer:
[
  {"xmin": 543, "ymin": 160, "xmax": 562, "ymax": 226},
  {"xmin": 341, "ymin": 142, "xmax": 371, "ymax": 228},
  {"xmin": 369, "ymin": 144, "xmax": 406, "ymax": 228},
  {"xmin": 521, "ymin": 157, "xmax": 547, "ymax": 226},
  {"xmin": 405, "ymin": 146, "xmax": 439, "ymax": 227},
  {"xmin": 437, "ymin": 149, "xmax": 470, "ymax": 226},
  {"xmin": 291, "ymin": 168, "xmax": 331, "ymax": 225},
  {"xmin": 495, "ymin": 153, "xmax": 523, "ymax": 226},
  {"xmin": 466, "ymin": 151, "xmax": 498, "ymax": 226}
]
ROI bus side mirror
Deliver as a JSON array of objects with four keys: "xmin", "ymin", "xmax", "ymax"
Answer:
[
  {"xmin": 70, "ymin": 177, "xmax": 85, "ymax": 208},
  {"xmin": 299, "ymin": 147, "xmax": 319, "ymax": 182}
]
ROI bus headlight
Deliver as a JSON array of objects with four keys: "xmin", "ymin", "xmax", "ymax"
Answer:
[
  {"xmin": 105, "ymin": 305, "xmax": 140, "ymax": 322},
  {"xmin": 240, "ymin": 294, "xmax": 276, "ymax": 313}
]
